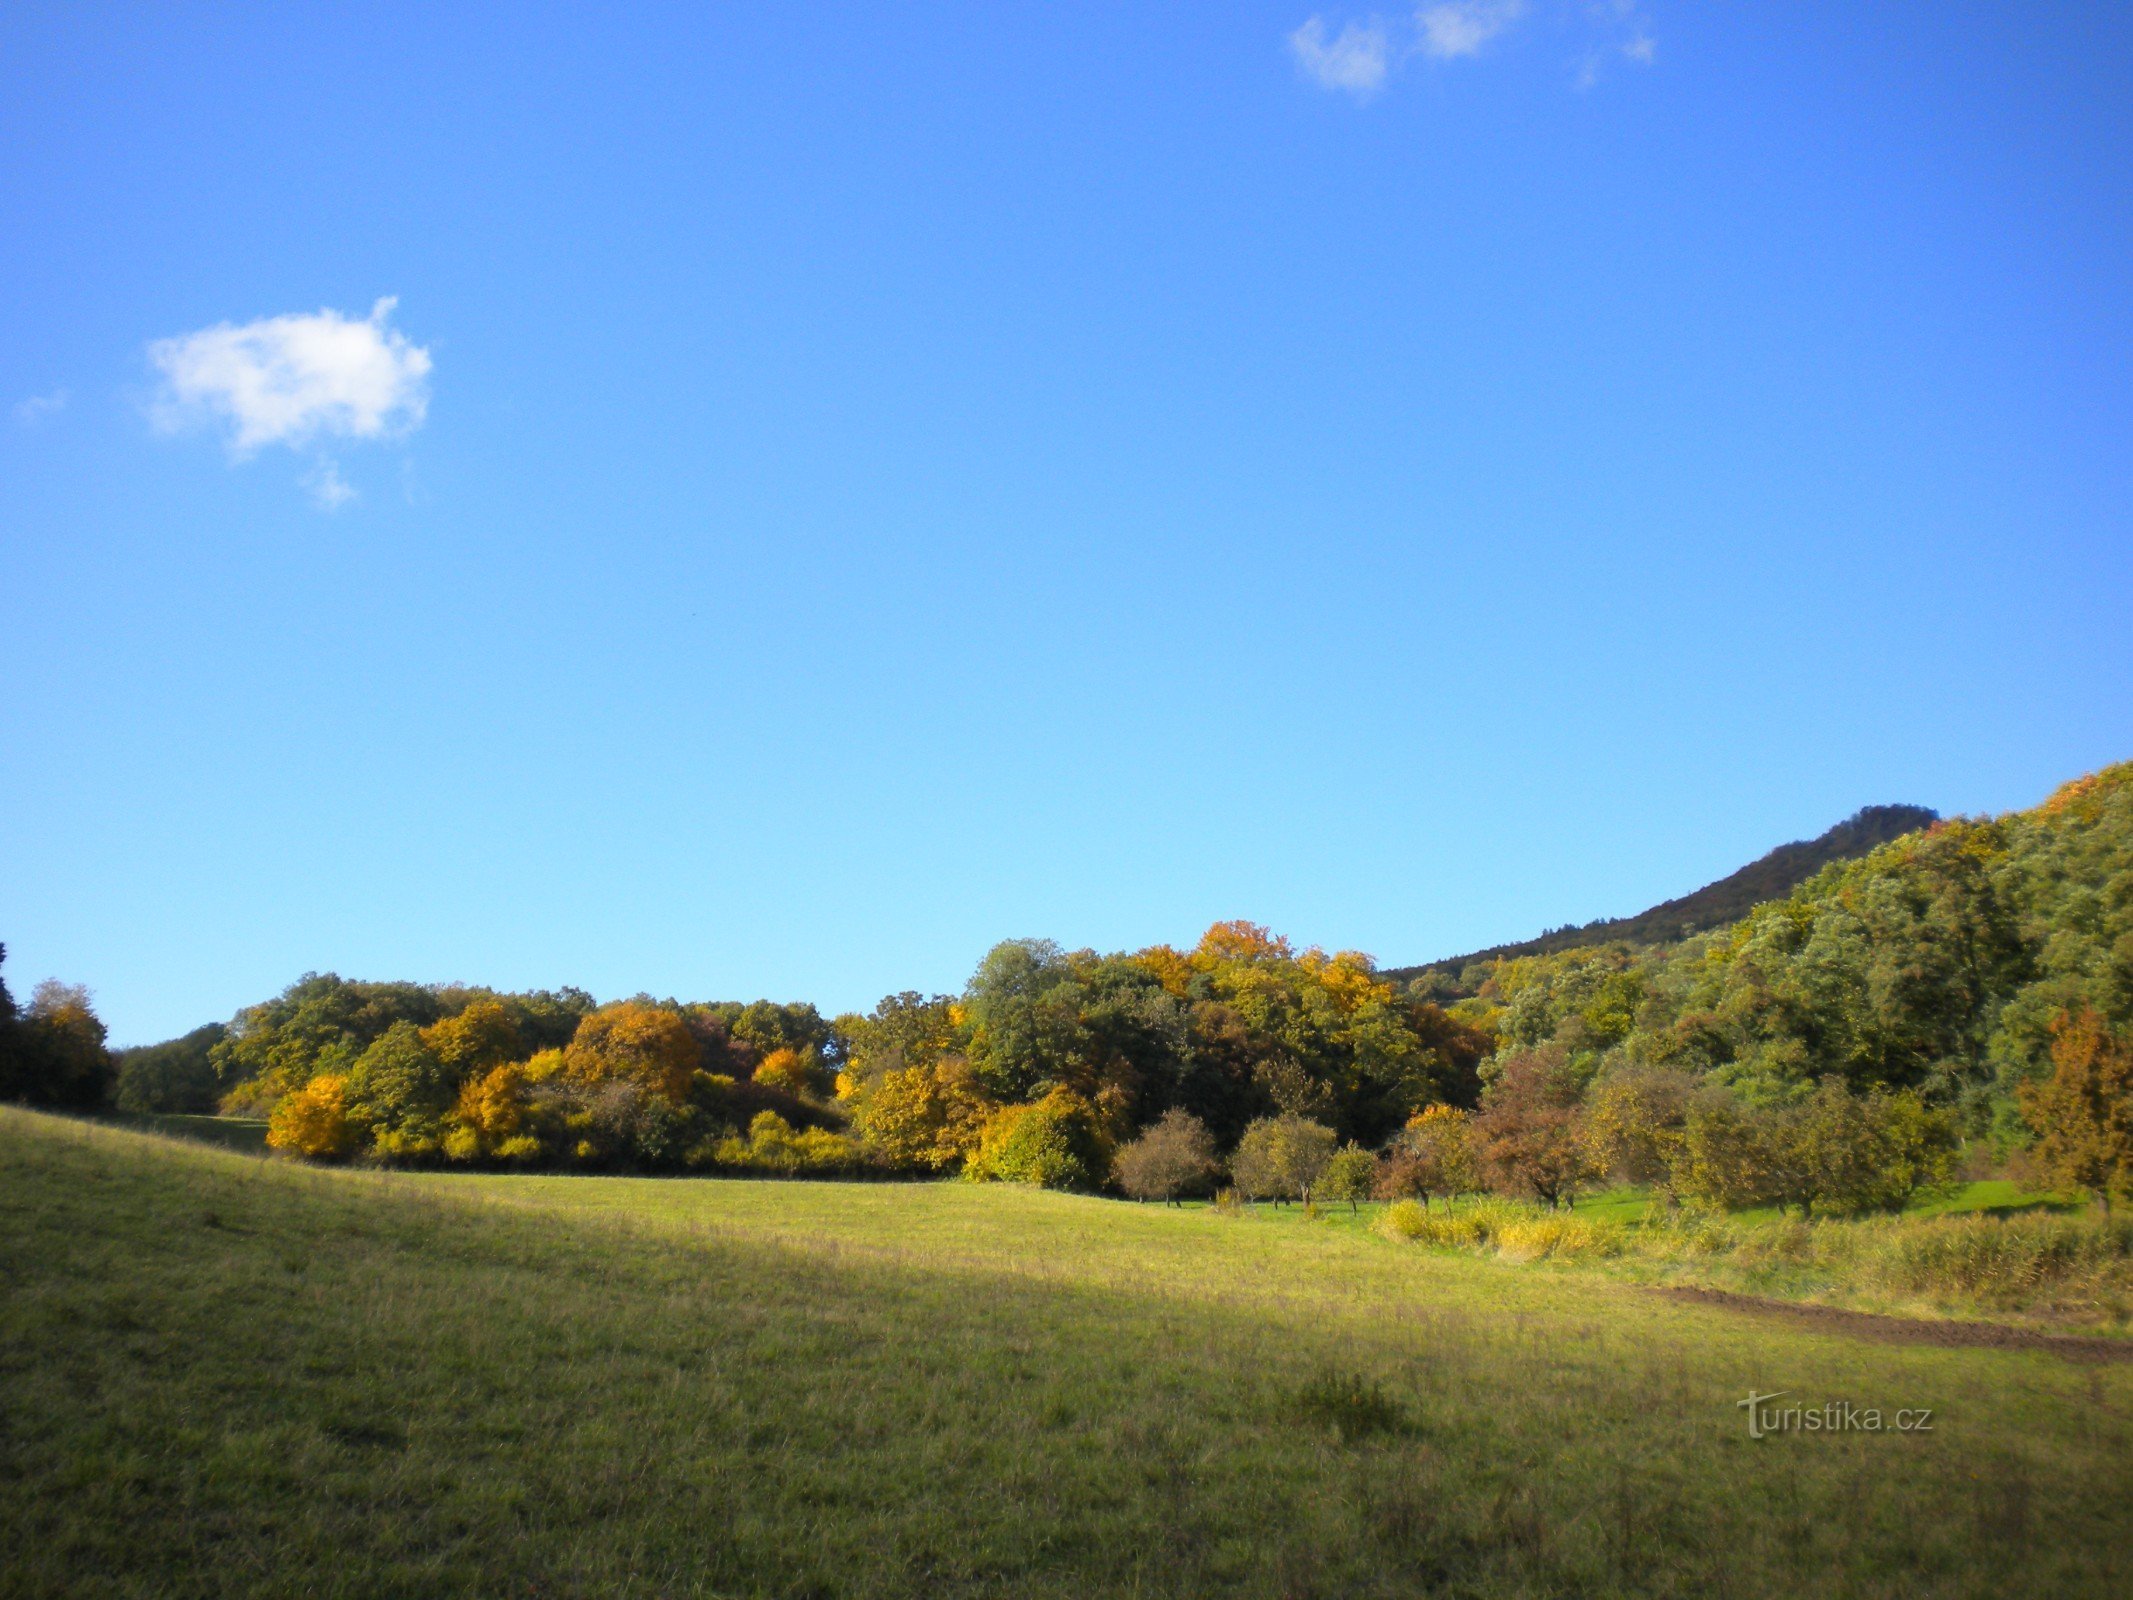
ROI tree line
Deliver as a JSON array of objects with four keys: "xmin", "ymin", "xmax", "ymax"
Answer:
[{"xmin": 5, "ymin": 761, "xmax": 2131, "ymax": 1213}]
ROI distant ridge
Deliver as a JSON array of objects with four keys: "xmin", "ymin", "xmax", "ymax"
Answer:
[{"xmin": 1385, "ymin": 803, "xmax": 1939, "ymax": 985}]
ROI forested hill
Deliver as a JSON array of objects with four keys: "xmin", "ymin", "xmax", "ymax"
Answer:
[{"xmin": 1385, "ymin": 802, "xmax": 1939, "ymax": 985}]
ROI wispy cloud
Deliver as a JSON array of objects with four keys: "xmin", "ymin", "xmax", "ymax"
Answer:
[
  {"xmin": 149, "ymin": 297, "xmax": 431, "ymax": 456},
  {"xmin": 12, "ymin": 388, "xmax": 69, "ymax": 425},
  {"xmin": 1576, "ymin": 0, "xmax": 1657, "ymax": 88},
  {"xmin": 1289, "ymin": 16, "xmax": 1394, "ymax": 99},
  {"xmin": 1291, "ymin": 1, "xmax": 1653, "ymax": 99},
  {"xmin": 1416, "ymin": 0, "xmax": 1527, "ymax": 61},
  {"xmin": 302, "ymin": 459, "xmax": 357, "ymax": 511}
]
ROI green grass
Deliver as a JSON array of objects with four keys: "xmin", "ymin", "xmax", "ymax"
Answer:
[
  {"xmin": 107, "ymin": 1111, "xmax": 270, "ymax": 1153},
  {"xmin": 4, "ymin": 1109, "xmax": 2131, "ymax": 1598}
]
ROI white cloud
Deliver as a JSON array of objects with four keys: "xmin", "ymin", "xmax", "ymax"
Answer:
[
  {"xmin": 1416, "ymin": 0, "xmax": 1527, "ymax": 60},
  {"xmin": 1290, "ymin": 15, "xmax": 1393, "ymax": 97},
  {"xmin": 303, "ymin": 459, "xmax": 357, "ymax": 511},
  {"xmin": 148, "ymin": 297, "xmax": 431, "ymax": 456},
  {"xmin": 1289, "ymin": 0, "xmax": 1652, "ymax": 98},
  {"xmin": 12, "ymin": 388, "xmax": 68, "ymax": 425}
]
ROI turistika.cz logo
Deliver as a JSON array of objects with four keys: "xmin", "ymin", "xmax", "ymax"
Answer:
[{"xmin": 1737, "ymin": 1391, "xmax": 1934, "ymax": 1439}]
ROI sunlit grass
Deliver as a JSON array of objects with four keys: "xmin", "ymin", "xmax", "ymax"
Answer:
[{"xmin": 5, "ymin": 1108, "xmax": 2131, "ymax": 1598}]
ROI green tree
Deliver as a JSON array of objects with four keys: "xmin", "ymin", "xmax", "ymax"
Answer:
[
  {"xmin": 1317, "ymin": 1145, "xmax": 1377, "ymax": 1212},
  {"xmin": 965, "ymin": 1090, "xmax": 1109, "ymax": 1190},
  {"xmin": 113, "ymin": 1023, "xmax": 228, "ymax": 1114},
  {"xmin": 1230, "ymin": 1114, "xmax": 1338, "ymax": 1205},
  {"xmin": 0, "ymin": 977, "xmax": 115, "ymax": 1110}
]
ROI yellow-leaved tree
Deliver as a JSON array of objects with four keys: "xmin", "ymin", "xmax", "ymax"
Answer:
[{"xmin": 267, "ymin": 1074, "xmax": 355, "ymax": 1159}]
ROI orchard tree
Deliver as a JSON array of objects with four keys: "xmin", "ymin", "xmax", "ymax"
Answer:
[
  {"xmin": 1113, "ymin": 1109, "xmax": 1220, "ymax": 1203},
  {"xmin": 1317, "ymin": 1145, "xmax": 1377, "ymax": 1212},
  {"xmin": 1230, "ymin": 1114, "xmax": 1338, "ymax": 1205},
  {"xmin": 1472, "ymin": 1049, "xmax": 1590, "ymax": 1208},
  {"xmin": 1374, "ymin": 1104, "xmax": 1476, "ymax": 1207}
]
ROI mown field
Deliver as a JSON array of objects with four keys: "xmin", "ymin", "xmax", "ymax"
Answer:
[{"xmin": 3, "ymin": 1109, "xmax": 2130, "ymax": 1599}]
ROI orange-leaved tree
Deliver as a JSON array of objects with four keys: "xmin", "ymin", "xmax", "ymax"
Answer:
[
  {"xmin": 562, "ymin": 1002, "xmax": 701, "ymax": 1103},
  {"xmin": 2020, "ymin": 1008, "xmax": 2133, "ymax": 1211}
]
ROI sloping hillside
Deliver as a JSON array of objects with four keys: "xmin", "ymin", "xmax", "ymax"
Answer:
[{"xmin": 1387, "ymin": 803, "xmax": 1938, "ymax": 985}]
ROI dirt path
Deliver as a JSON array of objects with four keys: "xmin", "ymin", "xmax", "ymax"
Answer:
[{"xmin": 1650, "ymin": 1285, "xmax": 2133, "ymax": 1362}]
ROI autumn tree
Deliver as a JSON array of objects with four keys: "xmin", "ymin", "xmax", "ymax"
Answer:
[
  {"xmin": 1318, "ymin": 1145, "xmax": 1377, "ymax": 1212},
  {"xmin": 845, "ymin": 1057, "xmax": 993, "ymax": 1172},
  {"xmin": 563, "ymin": 1001, "xmax": 701, "ymax": 1104},
  {"xmin": 267, "ymin": 1074, "xmax": 355, "ymax": 1159},
  {"xmin": 2019, "ymin": 1008, "xmax": 2133, "ymax": 1211},
  {"xmin": 965, "ymin": 1089, "xmax": 1109, "ymax": 1189},
  {"xmin": 0, "ymin": 977, "xmax": 115, "ymax": 1110},
  {"xmin": 1581, "ymin": 1066, "xmax": 1698, "ymax": 1197},
  {"xmin": 1375, "ymin": 1104, "xmax": 1476, "ymax": 1206},
  {"xmin": 1112, "ymin": 1109, "xmax": 1220, "ymax": 1203},
  {"xmin": 1230, "ymin": 1114, "xmax": 1338, "ymax": 1205},
  {"xmin": 1472, "ymin": 1048, "xmax": 1590, "ymax": 1208},
  {"xmin": 753, "ymin": 1046, "xmax": 831, "ymax": 1099}
]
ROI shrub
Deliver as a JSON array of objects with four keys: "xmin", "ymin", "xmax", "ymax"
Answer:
[
  {"xmin": 1376, "ymin": 1199, "xmax": 1431, "ymax": 1241},
  {"xmin": 714, "ymin": 1110, "xmax": 868, "ymax": 1175},
  {"xmin": 1493, "ymin": 1215, "xmax": 1620, "ymax": 1262},
  {"xmin": 1865, "ymin": 1212, "xmax": 2133, "ymax": 1308},
  {"xmin": 1113, "ymin": 1109, "xmax": 1220, "ymax": 1202},
  {"xmin": 267, "ymin": 1075, "xmax": 355, "ymax": 1159},
  {"xmin": 965, "ymin": 1091, "xmax": 1108, "ymax": 1189}
]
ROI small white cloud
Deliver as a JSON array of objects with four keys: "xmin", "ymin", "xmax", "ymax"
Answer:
[
  {"xmin": 1290, "ymin": 15, "xmax": 1393, "ymax": 98},
  {"xmin": 1416, "ymin": 0, "xmax": 1527, "ymax": 60},
  {"xmin": 148, "ymin": 297, "xmax": 430, "ymax": 456},
  {"xmin": 303, "ymin": 459, "xmax": 357, "ymax": 511},
  {"xmin": 1623, "ymin": 32, "xmax": 1656, "ymax": 64},
  {"xmin": 12, "ymin": 388, "xmax": 69, "ymax": 425}
]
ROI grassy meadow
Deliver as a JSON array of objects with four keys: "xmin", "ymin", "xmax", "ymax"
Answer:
[{"xmin": 5, "ymin": 1108, "xmax": 2131, "ymax": 1599}]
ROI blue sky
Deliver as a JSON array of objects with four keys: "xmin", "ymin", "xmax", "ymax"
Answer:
[{"xmin": 3, "ymin": 3, "xmax": 2129, "ymax": 1045}]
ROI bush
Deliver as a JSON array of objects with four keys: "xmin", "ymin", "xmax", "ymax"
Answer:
[
  {"xmin": 1493, "ymin": 1215, "xmax": 1620, "ymax": 1262},
  {"xmin": 1113, "ymin": 1109, "xmax": 1219, "ymax": 1202},
  {"xmin": 267, "ymin": 1075, "xmax": 356, "ymax": 1159},
  {"xmin": 965, "ymin": 1091, "xmax": 1108, "ymax": 1189},
  {"xmin": 1865, "ymin": 1212, "xmax": 2133, "ymax": 1308},
  {"xmin": 714, "ymin": 1110, "xmax": 868, "ymax": 1175}
]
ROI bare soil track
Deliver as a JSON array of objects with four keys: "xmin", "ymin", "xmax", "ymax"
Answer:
[{"xmin": 1652, "ymin": 1285, "xmax": 2133, "ymax": 1361}]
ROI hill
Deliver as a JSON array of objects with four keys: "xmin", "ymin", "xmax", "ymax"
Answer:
[{"xmin": 1385, "ymin": 802, "xmax": 1938, "ymax": 985}]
